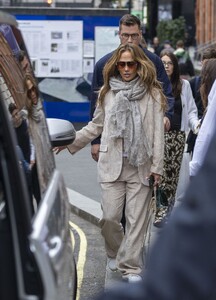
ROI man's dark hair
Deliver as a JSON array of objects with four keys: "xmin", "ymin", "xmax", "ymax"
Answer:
[
  {"xmin": 202, "ymin": 47, "xmax": 216, "ymax": 60},
  {"xmin": 8, "ymin": 102, "xmax": 17, "ymax": 115},
  {"xmin": 119, "ymin": 14, "xmax": 141, "ymax": 29}
]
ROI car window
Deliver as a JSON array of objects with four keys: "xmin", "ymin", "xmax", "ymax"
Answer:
[{"xmin": 0, "ymin": 23, "xmax": 55, "ymax": 215}]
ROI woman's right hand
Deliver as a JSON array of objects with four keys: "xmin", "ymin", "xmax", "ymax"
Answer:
[
  {"xmin": 53, "ymin": 145, "xmax": 67, "ymax": 154},
  {"xmin": 91, "ymin": 144, "xmax": 100, "ymax": 162}
]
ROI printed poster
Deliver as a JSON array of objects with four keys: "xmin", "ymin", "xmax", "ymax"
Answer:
[{"xmin": 18, "ymin": 20, "xmax": 83, "ymax": 78}]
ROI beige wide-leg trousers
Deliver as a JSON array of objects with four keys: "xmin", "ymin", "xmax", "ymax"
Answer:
[{"xmin": 100, "ymin": 158, "xmax": 152, "ymax": 275}]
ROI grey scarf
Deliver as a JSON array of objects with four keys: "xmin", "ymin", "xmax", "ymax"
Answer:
[{"xmin": 109, "ymin": 76, "xmax": 152, "ymax": 167}]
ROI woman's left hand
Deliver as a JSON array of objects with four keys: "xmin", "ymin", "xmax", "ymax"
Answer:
[
  {"xmin": 164, "ymin": 117, "xmax": 170, "ymax": 132},
  {"xmin": 150, "ymin": 173, "xmax": 161, "ymax": 187}
]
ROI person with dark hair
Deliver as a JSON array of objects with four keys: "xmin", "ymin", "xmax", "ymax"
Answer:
[
  {"xmin": 186, "ymin": 47, "xmax": 216, "ymax": 155},
  {"xmin": 151, "ymin": 36, "xmax": 164, "ymax": 56},
  {"xmin": 190, "ymin": 59, "xmax": 216, "ymax": 177},
  {"xmin": 54, "ymin": 43, "xmax": 166, "ymax": 282},
  {"xmin": 153, "ymin": 50, "xmax": 198, "ymax": 227},
  {"xmin": 190, "ymin": 46, "xmax": 216, "ymax": 118},
  {"xmin": 90, "ymin": 14, "xmax": 174, "ymax": 162},
  {"xmin": 162, "ymin": 40, "xmax": 174, "ymax": 52}
]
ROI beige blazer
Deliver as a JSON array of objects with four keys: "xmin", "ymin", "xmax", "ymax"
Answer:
[{"xmin": 68, "ymin": 89, "xmax": 164, "ymax": 185}]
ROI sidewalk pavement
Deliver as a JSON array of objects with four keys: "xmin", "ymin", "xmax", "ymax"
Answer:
[{"xmin": 67, "ymin": 187, "xmax": 161, "ymax": 289}]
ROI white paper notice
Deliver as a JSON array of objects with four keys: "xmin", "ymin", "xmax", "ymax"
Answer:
[
  {"xmin": 83, "ymin": 58, "xmax": 94, "ymax": 73},
  {"xmin": 95, "ymin": 26, "xmax": 119, "ymax": 62},
  {"xmin": 18, "ymin": 20, "xmax": 83, "ymax": 78},
  {"xmin": 83, "ymin": 40, "xmax": 94, "ymax": 58}
]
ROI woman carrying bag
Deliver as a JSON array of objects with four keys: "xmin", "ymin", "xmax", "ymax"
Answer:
[{"xmin": 54, "ymin": 43, "xmax": 166, "ymax": 282}]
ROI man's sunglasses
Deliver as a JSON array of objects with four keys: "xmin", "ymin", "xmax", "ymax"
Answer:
[{"xmin": 116, "ymin": 61, "xmax": 137, "ymax": 69}]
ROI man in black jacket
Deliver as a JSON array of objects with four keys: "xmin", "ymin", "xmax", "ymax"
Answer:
[{"xmin": 90, "ymin": 14, "xmax": 174, "ymax": 162}]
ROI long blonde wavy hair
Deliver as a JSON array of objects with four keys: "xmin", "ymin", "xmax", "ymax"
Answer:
[{"xmin": 97, "ymin": 43, "xmax": 167, "ymax": 111}]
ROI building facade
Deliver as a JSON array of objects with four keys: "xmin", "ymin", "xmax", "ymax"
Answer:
[{"xmin": 195, "ymin": 0, "xmax": 216, "ymax": 51}]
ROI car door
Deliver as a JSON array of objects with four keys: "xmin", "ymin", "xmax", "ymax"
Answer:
[{"xmin": 0, "ymin": 12, "xmax": 77, "ymax": 300}]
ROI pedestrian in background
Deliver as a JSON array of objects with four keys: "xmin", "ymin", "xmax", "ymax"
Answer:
[
  {"xmin": 154, "ymin": 50, "xmax": 198, "ymax": 227},
  {"xmin": 190, "ymin": 59, "xmax": 216, "ymax": 177},
  {"xmin": 190, "ymin": 46, "xmax": 216, "ymax": 118},
  {"xmin": 187, "ymin": 46, "xmax": 216, "ymax": 155},
  {"xmin": 90, "ymin": 14, "xmax": 174, "ymax": 163},
  {"xmin": 54, "ymin": 43, "xmax": 166, "ymax": 282},
  {"xmin": 151, "ymin": 36, "xmax": 164, "ymax": 56},
  {"xmin": 162, "ymin": 40, "xmax": 174, "ymax": 52},
  {"xmin": 174, "ymin": 39, "xmax": 195, "ymax": 80}
]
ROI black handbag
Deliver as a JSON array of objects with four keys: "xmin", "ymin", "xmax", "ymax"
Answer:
[
  {"xmin": 186, "ymin": 130, "xmax": 197, "ymax": 153},
  {"xmin": 156, "ymin": 187, "xmax": 168, "ymax": 208},
  {"xmin": 186, "ymin": 117, "xmax": 203, "ymax": 154}
]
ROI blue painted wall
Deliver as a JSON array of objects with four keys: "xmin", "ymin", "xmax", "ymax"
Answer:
[{"xmin": 15, "ymin": 14, "xmax": 121, "ymax": 40}]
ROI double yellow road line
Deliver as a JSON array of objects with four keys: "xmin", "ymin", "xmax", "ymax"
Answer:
[{"xmin": 69, "ymin": 221, "xmax": 87, "ymax": 300}]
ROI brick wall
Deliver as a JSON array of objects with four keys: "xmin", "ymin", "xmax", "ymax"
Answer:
[{"xmin": 196, "ymin": 0, "xmax": 216, "ymax": 49}]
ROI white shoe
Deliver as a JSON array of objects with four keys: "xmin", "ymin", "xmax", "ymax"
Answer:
[
  {"xmin": 107, "ymin": 257, "xmax": 117, "ymax": 271},
  {"xmin": 122, "ymin": 274, "xmax": 142, "ymax": 283}
]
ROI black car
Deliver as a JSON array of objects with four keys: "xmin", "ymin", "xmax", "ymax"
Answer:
[{"xmin": 0, "ymin": 11, "xmax": 77, "ymax": 300}]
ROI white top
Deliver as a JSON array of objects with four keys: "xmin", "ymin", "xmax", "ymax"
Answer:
[
  {"xmin": 189, "ymin": 79, "xmax": 216, "ymax": 176},
  {"xmin": 180, "ymin": 79, "xmax": 199, "ymax": 132}
]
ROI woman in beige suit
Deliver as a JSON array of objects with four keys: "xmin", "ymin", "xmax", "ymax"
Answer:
[{"xmin": 54, "ymin": 43, "xmax": 166, "ymax": 282}]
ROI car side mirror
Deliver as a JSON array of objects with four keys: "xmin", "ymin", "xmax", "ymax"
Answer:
[{"xmin": 46, "ymin": 118, "xmax": 76, "ymax": 147}]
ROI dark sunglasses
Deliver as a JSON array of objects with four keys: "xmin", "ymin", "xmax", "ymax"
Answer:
[
  {"xmin": 116, "ymin": 61, "xmax": 137, "ymax": 69},
  {"xmin": 27, "ymin": 86, "xmax": 36, "ymax": 98}
]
